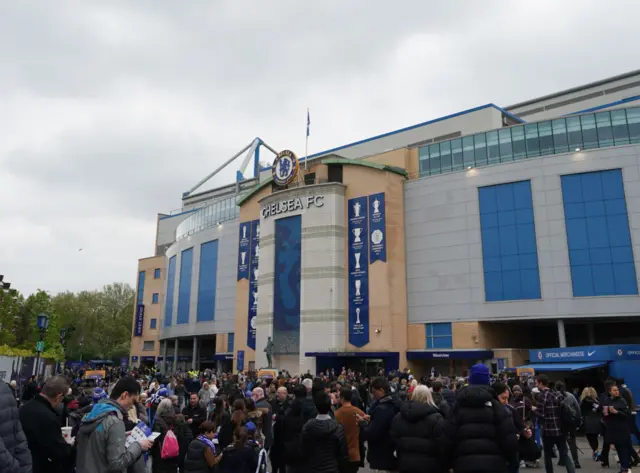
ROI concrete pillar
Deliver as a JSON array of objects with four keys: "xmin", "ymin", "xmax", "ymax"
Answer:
[
  {"xmin": 162, "ymin": 340, "xmax": 168, "ymax": 373},
  {"xmin": 587, "ymin": 323, "xmax": 595, "ymax": 345},
  {"xmin": 173, "ymin": 338, "xmax": 179, "ymax": 373},
  {"xmin": 557, "ymin": 319, "xmax": 567, "ymax": 348},
  {"xmin": 192, "ymin": 337, "xmax": 198, "ymax": 371}
]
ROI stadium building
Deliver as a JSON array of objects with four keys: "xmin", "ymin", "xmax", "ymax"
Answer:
[{"xmin": 130, "ymin": 69, "xmax": 640, "ymax": 378}]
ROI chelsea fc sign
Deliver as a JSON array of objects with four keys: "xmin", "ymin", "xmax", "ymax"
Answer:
[{"xmin": 272, "ymin": 150, "xmax": 299, "ymax": 187}]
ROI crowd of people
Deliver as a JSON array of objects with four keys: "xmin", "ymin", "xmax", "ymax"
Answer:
[{"xmin": 0, "ymin": 363, "xmax": 639, "ymax": 473}]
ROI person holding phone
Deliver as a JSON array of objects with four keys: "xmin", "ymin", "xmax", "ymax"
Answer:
[{"xmin": 603, "ymin": 385, "xmax": 632, "ymax": 473}]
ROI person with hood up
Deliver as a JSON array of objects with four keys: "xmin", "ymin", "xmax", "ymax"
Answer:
[
  {"xmin": 444, "ymin": 364, "xmax": 518, "ymax": 473},
  {"xmin": 0, "ymin": 380, "xmax": 31, "ymax": 473},
  {"xmin": 391, "ymin": 384, "xmax": 446, "ymax": 473},
  {"xmin": 76, "ymin": 376, "xmax": 153, "ymax": 473},
  {"xmin": 281, "ymin": 385, "xmax": 308, "ymax": 473},
  {"xmin": 356, "ymin": 376, "xmax": 400, "ymax": 472},
  {"xmin": 301, "ymin": 391, "xmax": 349, "ymax": 473}
]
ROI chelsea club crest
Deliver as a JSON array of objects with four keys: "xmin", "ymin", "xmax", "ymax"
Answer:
[{"xmin": 272, "ymin": 150, "xmax": 299, "ymax": 187}]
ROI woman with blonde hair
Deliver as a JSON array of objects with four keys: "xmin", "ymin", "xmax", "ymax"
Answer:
[
  {"xmin": 580, "ymin": 386, "xmax": 603, "ymax": 459},
  {"xmin": 390, "ymin": 385, "xmax": 446, "ymax": 473}
]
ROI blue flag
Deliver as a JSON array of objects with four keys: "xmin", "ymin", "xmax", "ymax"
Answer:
[{"xmin": 306, "ymin": 109, "xmax": 310, "ymax": 137}]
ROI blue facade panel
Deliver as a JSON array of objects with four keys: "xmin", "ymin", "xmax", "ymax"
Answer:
[
  {"xmin": 228, "ymin": 333, "xmax": 234, "ymax": 353},
  {"xmin": 561, "ymin": 169, "xmax": 638, "ymax": 296},
  {"xmin": 273, "ymin": 216, "xmax": 302, "ymax": 354},
  {"xmin": 164, "ymin": 256, "xmax": 176, "ymax": 327},
  {"xmin": 479, "ymin": 180, "xmax": 541, "ymax": 301},
  {"xmin": 177, "ymin": 248, "xmax": 193, "ymax": 324},
  {"xmin": 136, "ymin": 271, "xmax": 145, "ymax": 305},
  {"xmin": 197, "ymin": 240, "xmax": 219, "ymax": 322}
]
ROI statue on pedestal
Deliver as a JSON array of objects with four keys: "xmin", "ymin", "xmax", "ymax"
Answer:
[{"xmin": 264, "ymin": 336, "xmax": 274, "ymax": 368}]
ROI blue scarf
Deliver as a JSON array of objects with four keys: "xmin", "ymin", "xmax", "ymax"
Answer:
[{"xmin": 198, "ymin": 435, "xmax": 216, "ymax": 454}]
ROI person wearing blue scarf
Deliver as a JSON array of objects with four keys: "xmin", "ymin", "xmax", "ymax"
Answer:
[{"xmin": 183, "ymin": 420, "xmax": 221, "ymax": 472}]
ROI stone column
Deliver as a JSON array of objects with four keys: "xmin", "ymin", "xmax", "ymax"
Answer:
[
  {"xmin": 192, "ymin": 337, "xmax": 198, "ymax": 371},
  {"xmin": 557, "ymin": 319, "xmax": 567, "ymax": 348},
  {"xmin": 162, "ymin": 340, "xmax": 168, "ymax": 373},
  {"xmin": 173, "ymin": 338, "xmax": 179, "ymax": 373}
]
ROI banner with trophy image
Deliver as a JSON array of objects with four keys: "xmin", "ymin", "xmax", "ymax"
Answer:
[
  {"xmin": 247, "ymin": 219, "xmax": 260, "ymax": 350},
  {"xmin": 369, "ymin": 192, "xmax": 386, "ymax": 263},
  {"xmin": 348, "ymin": 196, "xmax": 369, "ymax": 347},
  {"xmin": 237, "ymin": 221, "xmax": 252, "ymax": 281}
]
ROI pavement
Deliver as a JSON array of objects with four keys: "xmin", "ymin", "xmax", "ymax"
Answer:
[{"xmin": 359, "ymin": 438, "xmax": 638, "ymax": 473}]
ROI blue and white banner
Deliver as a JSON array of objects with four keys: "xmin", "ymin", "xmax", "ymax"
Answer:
[
  {"xmin": 369, "ymin": 192, "xmax": 386, "ymax": 263},
  {"xmin": 237, "ymin": 221, "xmax": 252, "ymax": 281},
  {"xmin": 237, "ymin": 350, "xmax": 245, "ymax": 371},
  {"xmin": 134, "ymin": 304, "xmax": 144, "ymax": 336},
  {"xmin": 348, "ymin": 196, "xmax": 369, "ymax": 347},
  {"xmin": 247, "ymin": 219, "xmax": 260, "ymax": 350}
]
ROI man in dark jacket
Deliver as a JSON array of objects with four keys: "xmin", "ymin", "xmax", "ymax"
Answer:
[
  {"xmin": 357, "ymin": 377, "xmax": 399, "ymax": 472},
  {"xmin": 19, "ymin": 375, "xmax": 73, "ymax": 473},
  {"xmin": 271, "ymin": 386, "xmax": 290, "ymax": 473},
  {"xmin": 301, "ymin": 378, "xmax": 317, "ymax": 422},
  {"xmin": 183, "ymin": 392, "xmax": 207, "ymax": 439},
  {"xmin": 253, "ymin": 387, "xmax": 274, "ymax": 450},
  {"xmin": 444, "ymin": 364, "xmax": 518, "ymax": 473},
  {"xmin": 0, "ymin": 380, "xmax": 31, "ymax": 473},
  {"xmin": 301, "ymin": 391, "xmax": 349, "ymax": 473},
  {"xmin": 431, "ymin": 380, "xmax": 451, "ymax": 418}
]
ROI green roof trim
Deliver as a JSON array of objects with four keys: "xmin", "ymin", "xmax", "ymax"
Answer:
[
  {"xmin": 320, "ymin": 157, "xmax": 408, "ymax": 177},
  {"xmin": 237, "ymin": 157, "xmax": 407, "ymax": 207},
  {"xmin": 236, "ymin": 176, "xmax": 273, "ymax": 207}
]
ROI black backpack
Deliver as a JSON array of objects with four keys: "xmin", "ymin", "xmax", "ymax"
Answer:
[{"xmin": 559, "ymin": 394, "xmax": 581, "ymax": 432}]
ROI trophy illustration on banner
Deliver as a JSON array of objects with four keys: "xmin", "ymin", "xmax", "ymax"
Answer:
[
  {"xmin": 240, "ymin": 252, "xmax": 247, "ymax": 265},
  {"xmin": 355, "ymin": 279, "xmax": 361, "ymax": 297},
  {"xmin": 354, "ymin": 252, "xmax": 361, "ymax": 270},
  {"xmin": 254, "ymin": 268, "xmax": 259, "ymax": 280},
  {"xmin": 352, "ymin": 227, "xmax": 362, "ymax": 243},
  {"xmin": 355, "ymin": 307, "xmax": 361, "ymax": 325},
  {"xmin": 254, "ymin": 244, "xmax": 260, "ymax": 258},
  {"xmin": 353, "ymin": 201, "xmax": 361, "ymax": 218},
  {"xmin": 373, "ymin": 198, "xmax": 381, "ymax": 215},
  {"xmin": 256, "ymin": 225, "xmax": 260, "ymax": 238},
  {"xmin": 242, "ymin": 225, "xmax": 247, "ymax": 239},
  {"xmin": 253, "ymin": 291, "xmax": 259, "ymax": 307}
]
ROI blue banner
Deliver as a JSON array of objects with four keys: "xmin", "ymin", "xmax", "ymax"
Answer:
[
  {"xmin": 247, "ymin": 219, "xmax": 260, "ymax": 350},
  {"xmin": 134, "ymin": 304, "xmax": 144, "ymax": 336},
  {"xmin": 119, "ymin": 357, "xmax": 128, "ymax": 367},
  {"xmin": 348, "ymin": 196, "xmax": 369, "ymax": 347},
  {"xmin": 273, "ymin": 216, "xmax": 302, "ymax": 355},
  {"xmin": 369, "ymin": 192, "xmax": 386, "ymax": 263},
  {"xmin": 237, "ymin": 350, "xmax": 245, "ymax": 371},
  {"xmin": 237, "ymin": 221, "xmax": 252, "ymax": 281}
]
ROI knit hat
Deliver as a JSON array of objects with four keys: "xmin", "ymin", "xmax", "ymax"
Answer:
[
  {"xmin": 468, "ymin": 364, "xmax": 490, "ymax": 385},
  {"xmin": 92, "ymin": 387, "xmax": 107, "ymax": 403},
  {"xmin": 245, "ymin": 422, "xmax": 257, "ymax": 432}
]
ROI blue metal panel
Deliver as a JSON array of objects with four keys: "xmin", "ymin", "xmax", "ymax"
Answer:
[
  {"xmin": 479, "ymin": 180, "xmax": 541, "ymax": 301},
  {"xmin": 561, "ymin": 169, "xmax": 638, "ymax": 297},
  {"xmin": 273, "ymin": 216, "xmax": 302, "ymax": 354},
  {"xmin": 177, "ymin": 248, "xmax": 193, "ymax": 324},
  {"xmin": 197, "ymin": 240, "xmax": 219, "ymax": 322},
  {"xmin": 164, "ymin": 256, "xmax": 176, "ymax": 327},
  {"xmin": 136, "ymin": 271, "xmax": 145, "ymax": 305}
]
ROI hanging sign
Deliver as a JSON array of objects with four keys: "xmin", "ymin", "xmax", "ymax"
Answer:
[
  {"xmin": 237, "ymin": 221, "xmax": 252, "ymax": 281},
  {"xmin": 247, "ymin": 219, "xmax": 260, "ymax": 350},
  {"xmin": 348, "ymin": 196, "xmax": 369, "ymax": 347},
  {"xmin": 369, "ymin": 192, "xmax": 386, "ymax": 263}
]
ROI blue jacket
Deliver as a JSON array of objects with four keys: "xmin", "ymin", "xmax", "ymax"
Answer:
[{"xmin": 361, "ymin": 395, "xmax": 400, "ymax": 470}]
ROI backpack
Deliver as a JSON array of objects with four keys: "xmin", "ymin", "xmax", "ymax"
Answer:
[
  {"xmin": 559, "ymin": 394, "xmax": 581, "ymax": 432},
  {"xmin": 161, "ymin": 430, "xmax": 180, "ymax": 459}
]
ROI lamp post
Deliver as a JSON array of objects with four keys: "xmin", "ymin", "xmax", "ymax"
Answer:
[
  {"xmin": 58, "ymin": 328, "xmax": 67, "ymax": 374},
  {"xmin": 35, "ymin": 313, "xmax": 49, "ymax": 379}
]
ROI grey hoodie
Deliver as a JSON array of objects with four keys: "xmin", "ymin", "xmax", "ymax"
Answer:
[{"xmin": 75, "ymin": 399, "xmax": 144, "ymax": 473}]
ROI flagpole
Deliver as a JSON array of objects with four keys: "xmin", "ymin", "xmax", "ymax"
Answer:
[{"xmin": 304, "ymin": 108, "xmax": 309, "ymax": 171}]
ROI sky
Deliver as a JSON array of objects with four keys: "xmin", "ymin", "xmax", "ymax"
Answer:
[{"xmin": 1, "ymin": 0, "xmax": 639, "ymax": 295}]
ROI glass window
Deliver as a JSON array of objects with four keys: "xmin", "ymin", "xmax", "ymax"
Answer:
[
  {"xmin": 451, "ymin": 138, "xmax": 463, "ymax": 171},
  {"xmin": 425, "ymin": 323, "xmax": 453, "ymax": 349},
  {"xmin": 463, "ymin": 136, "xmax": 475, "ymax": 168},
  {"xmin": 611, "ymin": 110, "xmax": 630, "ymax": 145},
  {"xmin": 552, "ymin": 118, "xmax": 569, "ymax": 153},
  {"xmin": 538, "ymin": 121, "xmax": 553, "ymax": 156},
  {"xmin": 152, "ymin": 293, "xmax": 159, "ymax": 304},
  {"xmin": 525, "ymin": 123, "xmax": 540, "ymax": 158},
  {"xmin": 566, "ymin": 116, "xmax": 583, "ymax": 151},
  {"xmin": 580, "ymin": 114, "xmax": 598, "ymax": 149},
  {"xmin": 474, "ymin": 133, "xmax": 487, "ymax": 166},
  {"xmin": 143, "ymin": 341, "xmax": 155, "ymax": 351},
  {"xmin": 440, "ymin": 140, "xmax": 452, "ymax": 172},
  {"xmin": 428, "ymin": 143, "xmax": 441, "ymax": 176},
  {"xmin": 154, "ymin": 268, "xmax": 161, "ymax": 279},
  {"xmin": 498, "ymin": 128, "xmax": 513, "ymax": 162},
  {"xmin": 596, "ymin": 112, "xmax": 613, "ymax": 148},
  {"xmin": 228, "ymin": 333, "xmax": 235, "ymax": 353},
  {"xmin": 418, "ymin": 146, "xmax": 429, "ymax": 176},
  {"xmin": 486, "ymin": 131, "xmax": 499, "ymax": 164},
  {"xmin": 511, "ymin": 125, "xmax": 526, "ymax": 160},
  {"xmin": 627, "ymin": 108, "xmax": 640, "ymax": 144},
  {"xmin": 150, "ymin": 319, "xmax": 157, "ymax": 329}
]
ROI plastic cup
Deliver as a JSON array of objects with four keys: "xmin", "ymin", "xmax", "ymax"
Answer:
[{"xmin": 61, "ymin": 427, "xmax": 72, "ymax": 443}]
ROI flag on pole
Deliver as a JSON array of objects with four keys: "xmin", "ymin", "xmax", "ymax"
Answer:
[
  {"xmin": 306, "ymin": 109, "xmax": 311, "ymax": 137},
  {"xmin": 304, "ymin": 109, "xmax": 310, "ymax": 170}
]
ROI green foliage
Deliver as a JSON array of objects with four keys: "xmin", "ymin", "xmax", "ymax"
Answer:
[{"xmin": 0, "ymin": 282, "xmax": 135, "ymax": 362}]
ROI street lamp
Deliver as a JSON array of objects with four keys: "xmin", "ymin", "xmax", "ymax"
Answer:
[
  {"xmin": 34, "ymin": 313, "xmax": 49, "ymax": 379},
  {"xmin": 58, "ymin": 328, "xmax": 67, "ymax": 374}
]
